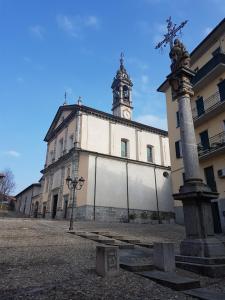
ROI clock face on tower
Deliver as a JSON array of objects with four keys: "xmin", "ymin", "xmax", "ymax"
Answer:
[{"xmin": 123, "ymin": 110, "xmax": 131, "ymax": 119}]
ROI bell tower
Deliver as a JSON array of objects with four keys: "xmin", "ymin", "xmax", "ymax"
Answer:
[{"xmin": 111, "ymin": 53, "xmax": 133, "ymax": 120}]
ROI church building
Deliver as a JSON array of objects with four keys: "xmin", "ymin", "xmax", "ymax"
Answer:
[{"xmin": 21, "ymin": 56, "xmax": 174, "ymax": 223}]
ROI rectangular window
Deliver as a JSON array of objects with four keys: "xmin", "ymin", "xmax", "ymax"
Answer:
[
  {"xmin": 204, "ymin": 166, "xmax": 217, "ymax": 192},
  {"xmin": 175, "ymin": 140, "xmax": 182, "ymax": 158},
  {"xmin": 212, "ymin": 47, "xmax": 221, "ymax": 57},
  {"xmin": 121, "ymin": 139, "xmax": 128, "ymax": 157},
  {"xmin": 50, "ymin": 150, "xmax": 55, "ymax": 163},
  {"xmin": 199, "ymin": 130, "xmax": 210, "ymax": 150},
  {"xmin": 218, "ymin": 79, "xmax": 225, "ymax": 102},
  {"xmin": 59, "ymin": 139, "xmax": 64, "ymax": 156},
  {"xmin": 176, "ymin": 111, "xmax": 180, "ymax": 128},
  {"xmin": 196, "ymin": 97, "xmax": 205, "ymax": 117},
  {"xmin": 70, "ymin": 135, "xmax": 74, "ymax": 149},
  {"xmin": 147, "ymin": 145, "xmax": 153, "ymax": 162}
]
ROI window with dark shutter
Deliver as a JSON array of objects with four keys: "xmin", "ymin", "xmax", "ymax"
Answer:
[
  {"xmin": 175, "ymin": 141, "xmax": 182, "ymax": 158},
  {"xmin": 196, "ymin": 97, "xmax": 205, "ymax": 117},
  {"xmin": 176, "ymin": 111, "xmax": 180, "ymax": 127}
]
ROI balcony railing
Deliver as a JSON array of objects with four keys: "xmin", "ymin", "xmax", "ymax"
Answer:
[
  {"xmin": 191, "ymin": 53, "xmax": 225, "ymax": 86},
  {"xmin": 192, "ymin": 91, "xmax": 223, "ymax": 120},
  {"xmin": 197, "ymin": 131, "xmax": 225, "ymax": 158}
]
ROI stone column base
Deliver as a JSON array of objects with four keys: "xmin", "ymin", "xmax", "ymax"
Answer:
[
  {"xmin": 180, "ymin": 238, "xmax": 225, "ymax": 257},
  {"xmin": 176, "ymin": 254, "xmax": 225, "ymax": 278}
]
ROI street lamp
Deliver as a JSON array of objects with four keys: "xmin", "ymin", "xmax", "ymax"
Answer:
[
  {"xmin": 0, "ymin": 173, "xmax": 5, "ymax": 206},
  {"xmin": 66, "ymin": 175, "xmax": 85, "ymax": 231}
]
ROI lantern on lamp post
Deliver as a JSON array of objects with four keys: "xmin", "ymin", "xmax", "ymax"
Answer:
[{"xmin": 66, "ymin": 175, "xmax": 85, "ymax": 231}]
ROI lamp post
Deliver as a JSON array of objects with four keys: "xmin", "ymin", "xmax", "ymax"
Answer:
[
  {"xmin": 66, "ymin": 175, "xmax": 85, "ymax": 231},
  {"xmin": 0, "ymin": 173, "xmax": 5, "ymax": 206}
]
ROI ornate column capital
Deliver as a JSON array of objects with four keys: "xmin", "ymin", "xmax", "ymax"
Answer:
[{"xmin": 168, "ymin": 67, "xmax": 195, "ymax": 99}]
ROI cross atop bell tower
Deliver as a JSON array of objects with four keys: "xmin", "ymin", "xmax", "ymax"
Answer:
[{"xmin": 111, "ymin": 53, "xmax": 133, "ymax": 120}]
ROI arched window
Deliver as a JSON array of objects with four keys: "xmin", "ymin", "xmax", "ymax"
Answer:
[{"xmin": 123, "ymin": 85, "xmax": 129, "ymax": 100}]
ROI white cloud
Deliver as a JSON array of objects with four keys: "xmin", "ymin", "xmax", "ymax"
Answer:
[
  {"xmin": 85, "ymin": 16, "xmax": 99, "ymax": 28},
  {"xmin": 4, "ymin": 150, "xmax": 21, "ymax": 157},
  {"xmin": 56, "ymin": 14, "xmax": 100, "ymax": 37},
  {"xmin": 203, "ymin": 27, "xmax": 213, "ymax": 37},
  {"xmin": 29, "ymin": 25, "xmax": 45, "ymax": 39},
  {"xmin": 135, "ymin": 114, "xmax": 167, "ymax": 130}
]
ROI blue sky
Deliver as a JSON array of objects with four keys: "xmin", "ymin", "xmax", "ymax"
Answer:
[{"xmin": 0, "ymin": 0, "xmax": 224, "ymax": 194}]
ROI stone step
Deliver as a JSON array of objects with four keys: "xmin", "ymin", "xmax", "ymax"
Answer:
[
  {"xmin": 91, "ymin": 238, "xmax": 115, "ymax": 245},
  {"xmin": 137, "ymin": 270, "xmax": 201, "ymax": 291},
  {"xmin": 120, "ymin": 261, "xmax": 154, "ymax": 272},
  {"xmin": 183, "ymin": 288, "xmax": 225, "ymax": 300},
  {"xmin": 176, "ymin": 261, "xmax": 225, "ymax": 278},
  {"xmin": 91, "ymin": 231, "xmax": 111, "ymax": 236},
  {"xmin": 104, "ymin": 235, "xmax": 125, "ymax": 240},
  {"xmin": 115, "ymin": 243, "xmax": 135, "ymax": 249},
  {"xmin": 117, "ymin": 238, "xmax": 141, "ymax": 244},
  {"xmin": 76, "ymin": 233, "xmax": 99, "ymax": 239},
  {"xmin": 135, "ymin": 242, "xmax": 154, "ymax": 248},
  {"xmin": 176, "ymin": 255, "xmax": 225, "ymax": 265},
  {"xmin": 67, "ymin": 230, "xmax": 75, "ymax": 234}
]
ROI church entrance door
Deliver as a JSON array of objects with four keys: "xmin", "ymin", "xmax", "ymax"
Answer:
[{"xmin": 52, "ymin": 195, "xmax": 58, "ymax": 219}]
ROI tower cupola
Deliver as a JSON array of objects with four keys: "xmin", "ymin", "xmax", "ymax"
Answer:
[{"xmin": 111, "ymin": 53, "xmax": 133, "ymax": 119}]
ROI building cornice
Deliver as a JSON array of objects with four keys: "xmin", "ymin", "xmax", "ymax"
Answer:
[
  {"xmin": 41, "ymin": 147, "xmax": 171, "ymax": 173},
  {"xmin": 44, "ymin": 104, "xmax": 168, "ymax": 142}
]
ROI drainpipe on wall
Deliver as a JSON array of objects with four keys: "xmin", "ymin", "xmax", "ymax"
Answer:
[
  {"xmin": 126, "ymin": 161, "xmax": 130, "ymax": 223},
  {"xmin": 93, "ymin": 155, "xmax": 98, "ymax": 221},
  {"xmin": 153, "ymin": 165, "xmax": 161, "ymax": 224}
]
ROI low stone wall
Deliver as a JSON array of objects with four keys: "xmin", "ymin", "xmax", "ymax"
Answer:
[
  {"xmin": 40, "ymin": 205, "xmax": 175, "ymax": 224},
  {"xmin": 73, "ymin": 205, "xmax": 175, "ymax": 224}
]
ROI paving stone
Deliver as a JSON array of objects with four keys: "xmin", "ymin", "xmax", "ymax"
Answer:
[
  {"xmin": 137, "ymin": 270, "xmax": 201, "ymax": 291},
  {"xmin": 120, "ymin": 261, "xmax": 154, "ymax": 272},
  {"xmin": 183, "ymin": 288, "xmax": 225, "ymax": 300}
]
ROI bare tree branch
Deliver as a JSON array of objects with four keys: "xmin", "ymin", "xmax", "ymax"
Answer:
[{"xmin": 0, "ymin": 168, "xmax": 16, "ymax": 197}]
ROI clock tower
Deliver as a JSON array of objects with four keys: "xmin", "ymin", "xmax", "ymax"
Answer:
[{"xmin": 111, "ymin": 53, "xmax": 133, "ymax": 120}]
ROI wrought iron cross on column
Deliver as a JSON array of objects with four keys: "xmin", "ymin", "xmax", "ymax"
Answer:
[{"xmin": 155, "ymin": 17, "xmax": 188, "ymax": 50}]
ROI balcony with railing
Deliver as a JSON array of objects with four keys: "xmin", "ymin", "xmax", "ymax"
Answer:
[
  {"xmin": 192, "ymin": 91, "xmax": 225, "ymax": 126},
  {"xmin": 197, "ymin": 131, "xmax": 225, "ymax": 160},
  {"xmin": 191, "ymin": 52, "xmax": 225, "ymax": 92}
]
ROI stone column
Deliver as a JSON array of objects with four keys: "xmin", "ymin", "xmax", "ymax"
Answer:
[
  {"xmin": 178, "ymin": 94, "xmax": 200, "ymax": 180},
  {"xmin": 167, "ymin": 41, "xmax": 225, "ymax": 260}
]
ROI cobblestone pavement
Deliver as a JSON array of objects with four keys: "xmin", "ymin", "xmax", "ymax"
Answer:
[{"xmin": 0, "ymin": 217, "xmax": 224, "ymax": 299}]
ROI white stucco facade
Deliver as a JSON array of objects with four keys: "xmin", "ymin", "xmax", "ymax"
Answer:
[{"xmin": 37, "ymin": 104, "xmax": 174, "ymax": 223}]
